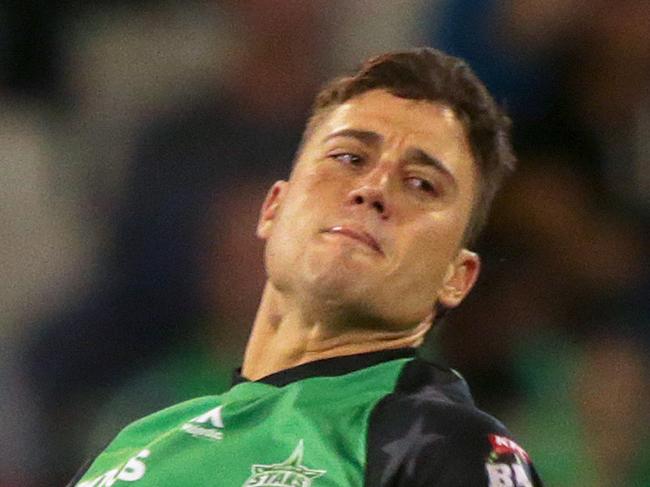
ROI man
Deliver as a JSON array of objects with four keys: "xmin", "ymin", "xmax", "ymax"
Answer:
[{"xmin": 70, "ymin": 48, "xmax": 543, "ymax": 486}]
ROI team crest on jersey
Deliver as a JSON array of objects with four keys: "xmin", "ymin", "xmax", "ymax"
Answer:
[
  {"xmin": 485, "ymin": 434, "xmax": 534, "ymax": 487},
  {"xmin": 242, "ymin": 440, "xmax": 326, "ymax": 487}
]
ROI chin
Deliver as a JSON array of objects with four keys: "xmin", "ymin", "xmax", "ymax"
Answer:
[
  {"xmin": 308, "ymin": 244, "xmax": 375, "ymax": 277},
  {"xmin": 301, "ymin": 255, "xmax": 371, "ymax": 299}
]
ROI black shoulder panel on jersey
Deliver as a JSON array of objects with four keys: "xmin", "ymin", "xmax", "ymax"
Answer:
[{"xmin": 364, "ymin": 358, "xmax": 544, "ymax": 486}]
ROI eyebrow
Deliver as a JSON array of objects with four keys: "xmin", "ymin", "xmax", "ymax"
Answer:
[
  {"xmin": 404, "ymin": 147, "xmax": 456, "ymax": 186},
  {"xmin": 322, "ymin": 128, "xmax": 382, "ymax": 147}
]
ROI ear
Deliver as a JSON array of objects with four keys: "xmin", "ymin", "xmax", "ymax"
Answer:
[
  {"xmin": 437, "ymin": 249, "xmax": 481, "ymax": 309},
  {"xmin": 256, "ymin": 181, "xmax": 288, "ymax": 240}
]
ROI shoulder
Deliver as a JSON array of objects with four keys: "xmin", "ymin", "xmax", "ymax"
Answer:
[
  {"xmin": 365, "ymin": 357, "xmax": 543, "ymax": 486},
  {"xmin": 114, "ymin": 395, "xmax": 220, "ymax": 439},
  {"xmin": 68, "ymin": 395, "xmax": 221, "ymax": 486},
  {"xmin": 367, "ymin": 357, "xmax": 510, "ymax": 458}
]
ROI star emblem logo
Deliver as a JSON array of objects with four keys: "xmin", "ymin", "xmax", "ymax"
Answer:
[{"xmin": 242, "ymin": 440, "xmax": 326, "ymax": 486}]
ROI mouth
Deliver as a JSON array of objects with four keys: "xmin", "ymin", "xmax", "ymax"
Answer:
[{"xmin": 322, "ymin": 226, "xmax": 383, "ymax": 254}]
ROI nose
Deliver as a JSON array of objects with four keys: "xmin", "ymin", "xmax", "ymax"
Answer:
[{"xmin": 347, "ymin": 173, "xmax": 390, "ymax": 220}]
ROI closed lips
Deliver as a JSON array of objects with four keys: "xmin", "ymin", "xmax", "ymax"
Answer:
[{"xmin": 324, "ymin": 226, "xmax": 383, "ymax": 254}]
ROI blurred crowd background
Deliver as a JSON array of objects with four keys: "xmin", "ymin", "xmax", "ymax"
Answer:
[{"xmin": 1, "ymin": 1, "xmax": 649, "ymax": 485}]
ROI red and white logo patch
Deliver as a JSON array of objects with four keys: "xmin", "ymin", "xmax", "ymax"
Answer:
[
  {"xmin": 488, "ymin": 435, "xmax": 530, "ymax": 462},
  {"xmin": 485, "ymin": 435, "xmax": 534, "ymax": 487}
]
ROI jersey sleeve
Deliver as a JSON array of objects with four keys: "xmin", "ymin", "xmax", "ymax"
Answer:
[
  {"xmin": 365, "ymin": 395, "xmax": 544, "ymax": 487},
  {"xmin": 411, "ymin": 428, "xmax": 544, "ymax": 486}
]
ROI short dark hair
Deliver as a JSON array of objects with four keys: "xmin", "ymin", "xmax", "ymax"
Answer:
[{"xmin": 301, "ymin": 47, "xmax": 515, "ymax": 245}]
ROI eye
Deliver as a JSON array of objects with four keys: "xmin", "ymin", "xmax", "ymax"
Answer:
[
  {"xmin": 331, "ymin": 153, "xmax": 363, "ymax": 166},
  {"xmin": 405, "ymin": 177, "xmax": 439, "ymax": 196}
]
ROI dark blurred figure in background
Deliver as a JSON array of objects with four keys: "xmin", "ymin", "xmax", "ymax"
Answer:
[
  {"xmin": 429, "ymin": 1, "xmax": 650, "ymax": 485},
  {"xmin": 20, "ymin": 1, "xmax": 332, "ymax": 483}
]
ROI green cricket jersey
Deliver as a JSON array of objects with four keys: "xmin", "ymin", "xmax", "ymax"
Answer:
[{"xmin": 70, "ymin": 349, "xmax": 543, "ymax": 486}]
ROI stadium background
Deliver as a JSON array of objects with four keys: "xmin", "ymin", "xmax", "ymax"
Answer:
[{"xmin": 1, "ymin": 1, "xmax": 648, "ymax": 485}]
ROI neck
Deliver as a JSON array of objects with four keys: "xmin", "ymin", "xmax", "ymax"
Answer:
[{"xmin": 241, "ymin": 282, "xmax": 429, "ymax": 381}]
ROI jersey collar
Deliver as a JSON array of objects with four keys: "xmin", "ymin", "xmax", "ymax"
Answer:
[{"xmin": 233, "ymin": 348, "xmax": 417, "ymax": 387}]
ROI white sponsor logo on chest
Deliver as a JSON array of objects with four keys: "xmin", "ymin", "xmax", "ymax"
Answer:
[{"xmin": 181, "ymin": 405, "xmax": 225, "ymax": 441}]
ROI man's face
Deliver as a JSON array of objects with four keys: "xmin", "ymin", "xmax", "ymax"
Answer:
[{"xmin": 258, "ymin": 89, "xmax": 480, "ymax": 330}]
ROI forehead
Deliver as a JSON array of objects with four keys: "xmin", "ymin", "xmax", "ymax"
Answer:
[{"xmin": 310, "ymin": 89, "xmax": 471, "ymax": 154}]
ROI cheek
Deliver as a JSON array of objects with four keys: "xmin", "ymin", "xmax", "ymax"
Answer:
[
  {"xmin": 284, "ymin": 171, "xmax": 348, "ymax": 225},
  {"xmin": 264, "ymin": 184, "xmax": 323, "ymax": 270},
  {"xmin": 393, "ymin": 219, "xmax": 462, "ymax": 291},
  {"xmin": 264, "ymin": 223, "xmax": 300, "ymax": 292},
  {"xmin": 304, "ymin": 167, "xmax": 348, "ymax": 198}
]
